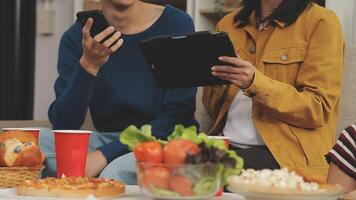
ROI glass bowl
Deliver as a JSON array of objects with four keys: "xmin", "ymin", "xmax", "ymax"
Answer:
[{"xmin": 136, "ymin": 162, "xmax": 222, "ymax": 200}]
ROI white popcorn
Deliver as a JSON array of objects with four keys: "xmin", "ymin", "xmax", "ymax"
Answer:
[{"xmin": 231, "ymin": 168, "xmax": 320, "ymax": 192}]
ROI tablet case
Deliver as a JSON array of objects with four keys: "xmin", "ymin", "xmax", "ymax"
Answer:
[{"xmin": 139, "ymin": 31, "xmax": 237, "ymax": 89}]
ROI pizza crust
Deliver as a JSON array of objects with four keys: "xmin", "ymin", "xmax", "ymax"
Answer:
[
  {"xmin": 17, "ymin": 177, "xmax": 125, "ymax": 198},
  {"xmin": 17, "ymin": 186, "xmax": 59, "ymax": 197}
]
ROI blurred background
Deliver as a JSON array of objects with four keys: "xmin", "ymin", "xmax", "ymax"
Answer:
[{"xmin": 0, "ymin": 0, "xmax": 355, "ymax": 132}]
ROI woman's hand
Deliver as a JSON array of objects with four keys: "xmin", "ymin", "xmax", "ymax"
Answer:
[
  {"xmin": 212, "ymin": 56, "xmax": 256, "ymax": 89},
  {"xmin": 85, "ymin": 150, "xmax": 108, "ymax": 177},
  {"xmin": 80, "ymin": 18, "xmax": 124, "ymax": 76}
]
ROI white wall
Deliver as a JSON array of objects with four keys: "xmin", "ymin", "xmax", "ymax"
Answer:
[
  {"xmin": 353, "ymin": 2, "xmax": 356, "ymax": 44},
  {"xmin": 33, "ymin": 0, "xmax": 75, "ymax": 120},
  {"xmin": 326, "ymin": 1, "xmax": 356, "ymax": 133},
  {"xmin": 188, "ymin": 0, "xmax": 217, "ymax": 31},
  {"xmin": 326, "ymin": 0, "xmax": 356, "ymax": 45}
]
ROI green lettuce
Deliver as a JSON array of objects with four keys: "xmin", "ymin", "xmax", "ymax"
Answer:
[
  {"xmin": 193, "ymin": 176, "xmax": 219, "ymax": 196},
  {"xmin": 119, "ymin": 125, "xmax": 156, "ymax": 150},
  {"xmin": 151, "ymin": 187, "xmax": 180, "ymax": 197},
  {"xmin": 221, "ymin": 150, "xmax": 244, "ymax": 185},
  {"xmin": 168, "ymin": 125, "xmax": 202, "ymax": 144},
  {"xmin": 119, "ymin": 124, "xmax": 244, "ymax": 187},
  {"xmin": 199, "ymin": 133, "xmax": 226, "ymax": 150}
]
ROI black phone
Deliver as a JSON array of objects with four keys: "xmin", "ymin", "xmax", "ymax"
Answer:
[{"xmin": 76, "ymin": 10, "xmax": 115, "ymax": 42}]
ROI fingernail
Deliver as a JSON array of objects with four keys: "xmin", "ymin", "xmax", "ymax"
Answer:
[
  {"xmin": 211, "ymin": 66, "xmax": 216, "ymax": 70},
  {"xmin": 218, "ymin": 57, "xmax": 223, "ymax": 60}
]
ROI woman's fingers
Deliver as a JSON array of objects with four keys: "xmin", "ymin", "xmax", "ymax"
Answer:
[
  {"xmin": 103, "ymin": 31, "xmax": 121, "ymax": 48},
  {"xmin": 219, "ymin": 56, "xmax": 240, "ymax": 66},
  {"xmin": 213, "ymin": 57, "xmax": 256, "ymax": 89},
  {"xmin": 212, "ymin": 71, "xmax": 238, "ymax": 79},
  {"xmin": 219, "ymin": 56, "xmax": 251, "ymax": 68},
  {"xmin": 212, "ymin": 66, "xmax": 241, "ymax": 74},
  {"xmin": 212, "ymin": 66, "xmax": 248, "ymax": 76},
  {"xmin": 213, "ymin": 72, "xmax": 244, "ymax": 86},
  {"xmin": 93, "ymin": 26, "xmax": 115, "ymax": 43}
]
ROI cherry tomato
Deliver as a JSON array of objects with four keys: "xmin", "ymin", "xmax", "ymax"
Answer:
[
  {"xmin": 134, "ymin": 141, "xmax": 163, "ymax": 163},
  {"xmin": 143, "ymin": 166, "xmax": 170, "ymax": 190},
  {"xmin": 163, "ymin": 139, "xmax": 200, "ymax": 165},
  {"xmin": 169, "ymin": 175, "xmax": 194, "ymax": 196}
]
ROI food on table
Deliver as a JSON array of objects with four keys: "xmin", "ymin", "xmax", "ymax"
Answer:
[
  {"xmin": 17, "ymin": 177, "xmax": 125, "ymax": 198},
  {"xmin": 186, "ymin": 142, "xmax": 237, "ymax": 168},
  {"xmin": 0, "ymin": 131, "xmax": 37, "ymax": 144},
  {"xmin": 229, "ymin": 168, "xmax": 320, "ymax": 192},
  {"xmin": 0, "ymin": 131, "xmax": 45, "ymax": 167},
  {"xmin": 169, "ymin": 175, "xmax": 194, "ymax": 196},
  {"xmin": 2, "ymin": 128, "xmax": 40, "ymax": 144},
  {"xmin": 142, "ymin": 166, "xmax": 170, "ymax": 190},
  {"xmin": 137, "ymin": 162, "xmax": 222, "ymax": 198},
  {"xmin": 163, "ymin": 139, "xmax": 199, "ymax": 164},
  {"xmin": 120, "ymin": 124, "xmax": 244, "ymax": 198},
  {"xmin": 228, "ymin": 168, "xmax": 345, "ymax": 199},
  {"xmin": 134, "ymin": 141, "xmax": 163, "ymax": 163}
]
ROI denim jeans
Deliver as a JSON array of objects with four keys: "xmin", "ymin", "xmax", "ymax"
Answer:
[{"xmin": 101, "ymin": 152, "xmax": 137, "ymax": 185}]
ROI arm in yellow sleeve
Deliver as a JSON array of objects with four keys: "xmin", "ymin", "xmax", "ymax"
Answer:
[{"xmin": 245, "ymin": 11, "xmax": 344, "ymax": 129}]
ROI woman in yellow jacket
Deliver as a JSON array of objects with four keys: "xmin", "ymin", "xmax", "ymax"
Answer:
[{"xmin": 203, "ymin": 0, "xmax": 344, "ymax": 182}]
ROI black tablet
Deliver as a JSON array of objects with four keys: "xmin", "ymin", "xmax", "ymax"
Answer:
[{"xmin": 139, "ymin": 31, "xmax": 237, "ymax": 89}]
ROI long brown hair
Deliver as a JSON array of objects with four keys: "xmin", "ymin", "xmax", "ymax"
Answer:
[{"xmin": 234, "ymin": 0, "xmax": 311, "ymax": 27}]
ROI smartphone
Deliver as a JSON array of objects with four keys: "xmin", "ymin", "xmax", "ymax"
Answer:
[{"xmin": 76, "ymin": 10, "xmax": 115, "ymax": 42}]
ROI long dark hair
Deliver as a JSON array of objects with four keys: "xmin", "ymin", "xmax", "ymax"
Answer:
[{"xmin": 234, "ymin": 0, "xmax": 311, "ymax": 27}]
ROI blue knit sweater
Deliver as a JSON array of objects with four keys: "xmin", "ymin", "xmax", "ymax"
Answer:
[{"xmin": 48, "ymin": 5, "xmax": 198, "ymax": 163}]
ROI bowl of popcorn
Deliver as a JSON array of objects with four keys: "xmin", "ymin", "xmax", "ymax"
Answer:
[{"xmin": 227, "ymin": 168, "xmax": 344, "ymax": 200}]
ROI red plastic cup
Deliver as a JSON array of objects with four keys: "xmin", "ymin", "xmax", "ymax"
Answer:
[
  {"xmin": 208, "ymin": 136, "xmax": 231, "ymax": 197},
  {"xmin": 2, "ymin": 128, "xmax": 40, "ymax": 145},
  {"xmin": 54, "ymin": 130, "xmax": 91, "ymax": 178}
]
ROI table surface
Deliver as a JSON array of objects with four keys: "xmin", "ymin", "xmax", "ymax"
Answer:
[{"xmin": 0, "ymin": 185, "xmax": 245, "ymax": 200}]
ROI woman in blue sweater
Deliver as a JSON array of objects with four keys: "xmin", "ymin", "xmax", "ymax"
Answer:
[{"xmin": 44, "ymin": 0, "xmax": 197, "ymax": 180}]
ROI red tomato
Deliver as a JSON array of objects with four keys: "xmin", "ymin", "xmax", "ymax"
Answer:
[
  {"xmin": 163, "ymin": 139, "xmax": 200, "ymax": 164},
  {"xmin": 134, "ymin": 141, "xmax": 163, "ymax": 163},
  {"xmin": 142, "ymin": 166, "xmax": 170, "ymax": 190},
  {"xmin": 169, "ymin": 175, "xmax": 194, "ymax": 196}
]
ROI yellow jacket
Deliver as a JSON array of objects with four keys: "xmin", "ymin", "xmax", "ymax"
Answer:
[{"xmin": 203, "ymin": 3, "xmax": 344, "ymax": 181}]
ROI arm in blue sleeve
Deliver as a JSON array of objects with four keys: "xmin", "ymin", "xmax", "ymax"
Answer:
[
  {"xmin": 97, "ymin": 141, "xmax": 131, "ymax": 163},
  {"xmin": 150, "ymin": 87, "xmax": 198, "ymax": 139},
  {"xmin": 150, "ymin": 14, "xmax": 198, "ymax": 138},
  {"xmin": 97, "ymin": 87, "xmax": 198, "ymax": 163},
  {"xmin": 96, "ymin": 13, "xmax": 198, "ymax": 162},
  {"xmin": 48, "ymin": 24, "xmax": 97, "ymax": 130}
]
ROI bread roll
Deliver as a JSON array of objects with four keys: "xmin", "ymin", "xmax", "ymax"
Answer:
[
  {"xmin": 13, "ymin": 141, "xmax": 44, "ymax": 167},
  {"xmin": 0, "ymin": 132, "xmax": 45, "ymax": 167},
  {"xmin": 0, "ymin": 131, "xmax": 36, "ymax": 144}
]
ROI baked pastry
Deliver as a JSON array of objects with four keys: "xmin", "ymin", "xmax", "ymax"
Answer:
[
  {"xmin": 0, "ymin": 131, "xmax": 45, "ymax": 167},
  {"xmin": 0, "ymin": 131, "xmax": 36, "ymax": 144},
  {"xmin": 17, "ymin": 177, "xmax": 126, "ymax": 198}
]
